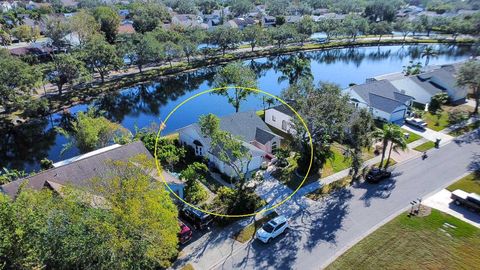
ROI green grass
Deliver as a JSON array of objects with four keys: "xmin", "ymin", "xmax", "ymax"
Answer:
[
  {"xmin": 322, "ymin": 145, "xmax": 375, "ymax": 177},
  {"xmin": 233, "ymin": 212, "xmax": 278, "ymax": 243},
  {"xmin": 447, "ymin": 172, "xmax": 480, "ymax": 194},
  {"xmin": 401, "ymin": 128, "xmax": 422, "ymax": 144},
  {"xmin": 372, "ymin": 159, "xmax": 397, "ymax": 168},
  {"xmin": 256, "ymin": 110, "xmax": 265, "ymax": 120},
  {"xmin": 327, "ymin": 209, "xmax": 480, "ymax": 270},
  {"xmin": 449, "ymin": 121, "xmax": 480, "ymax": 137},
  {"xmin": 306, "ymin": 176, "xmax": 352, "ymax": 201},
  {"xmin": 180, "ymin": 264, "xmax": 195, "ymax": 270},
  {"xmin": 413, "ymin": 141, "xmax": 436, "ymax": 152},
  {"xmin": 424, "ymin": 111, "xmax": 449, "ymax": 131}
]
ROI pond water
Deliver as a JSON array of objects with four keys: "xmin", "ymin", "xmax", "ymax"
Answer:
[{"xmin": 0, "ymin": 44, "xmax": 473, "ymax": 172}]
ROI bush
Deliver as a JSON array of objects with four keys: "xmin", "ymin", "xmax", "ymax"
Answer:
[
  {"xmin": 22, "ymin": 98, "xmax": 49, "ymax": 117},
  {"xmin": 448, "ymin": 109, "xmax": 469, "ymax": 125}
]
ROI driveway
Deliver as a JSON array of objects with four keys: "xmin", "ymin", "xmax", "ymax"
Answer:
[
  {"xmin": 423, "ymin": 188, "xmax": 480, "ymax": 228},
  {"xmin": 207, "ymin": 130, "xmax": 480, "ymax": 270},
  {"xmin": 401, "ymin": 124, "xmax": 453, "ymax": 145}
]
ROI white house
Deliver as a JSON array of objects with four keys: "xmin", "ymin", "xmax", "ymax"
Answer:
[
  {"xmin": 346, "ymin": 80, "xmax": 414, "ymax": 123},
  {"xmin": 177, "ymin": 111, "xmax": 282, "ymax": 178},
  {"xmin": 265, "ymin": 103, "xmax": 296, "ymax": 135}
]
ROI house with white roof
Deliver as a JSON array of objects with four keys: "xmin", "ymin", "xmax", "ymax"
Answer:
[
  {"xmin": 346, "ymin": 80, "xmax": 414, "ymax": 123},
  {"xmin": 177, "ymin": 111, "xmax": 282, "ymax": 178}
]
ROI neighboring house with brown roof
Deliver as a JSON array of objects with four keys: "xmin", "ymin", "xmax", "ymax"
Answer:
[
  {"xmin": 171, "ymin": 14, "xmax": 207, "ymax": 29},
  {"xmin": 225, "ymin": 17, "xmax": 256, "ymax": 29},
  {"xmin": 0, "ymin": 142, "xmax": 185, "ymax": 200},
  {"xmin": 117, "ymin": 23, "xmax": 136, "ymax": 35}
]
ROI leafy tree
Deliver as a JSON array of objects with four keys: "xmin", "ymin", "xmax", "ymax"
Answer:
[
  {"xmin": 210, "ymin": 25, "xmax": 241, "ymax": 55},
  {"xmin": 230, "ymin": 0, "xmax": 254, "ymax": 16},
  {"xmin": 403, "ymin": 60, "xmax": 422, "ymax": 75},
  {"xmin": 428, "ymin": 92, "xmax": 449, "ymax": 114},
  {"xmin": 44, "ymin": 16, "xmax": 70, "ymax": 49},
  {"xmin": 0, "ymin": 168, "xmax": 28, "ymax": 185},
  {"xmin": 181, "ymin": 162, "xmax": 208, "ymax": 204},
  {"xmin": 266, "ymin": 0, "xmax": 290, "ymax": 16},
  {"xmin": 180, "ymin": 38, "xmax": 197, "ymax": 64},
  {"xmin": 419, "ymin": 15, "xmax": 434, "ymax": 36},
  {"xmin": 364, "ymin": 0, "xmax": 398, "ymax": 22},
  {"xmin": 45, "ymin": 53, "xmax": 89, "ymax": 95},
  {"xmin": 198, "ymin": 0, "xmax": 219, "ymax": 14},
  {"xmin": 344, "ymin": 108, "xmax": 376, "ymax": 180},
  {"xmin": 372, "ymin": 123, "xmax": 406, "ymax": 169},
  {"xmin": 394, "ymin": 18, "xmax": 412, "ymax": 42},
  {"xmin": 134, "ymin": 130, "xmax": 185, "ymax": 170},
  {"xmin": 370, "ymin": 21, "xmax": 392, "ymax": 41},
  {"xmin": 457, "ymin": 60, "xmax": 480, "ymax": 114},
  {"xmin": 242, "ymin": 25, "xmax": 270, "ymax": 52},
  {"xmin": 296, "ymin": 16, "xmax": 316, "ymax": 45},
  {"xmin": 282, "ymin": 81, "xmax": 354, "ymax": 174},
  {"xmin": 448, "ymin": 108, "xmax": 469, "ymax": 125},
  {"xmin": 56, "ymin": 109, "xmax": 130, "ymax": 154},
  {"xmin": 120, "ymin": 33, "xmax": 163, "ymax": 72},
  {"xmin": 82, "ymin": 35, "xmax": 122, "ymax": 83},
  {"xmin": 342, "ymin": 14, "xmax": 369, "ymax": 42},
  {"xmin": 213, "ymin": 62, "xmax": 257, "ymax": 112},
  {"xmin": 411, "ymin": 17, "xmax": 425, "ymax": 36},
  {"xmin": 0, "ymin": 49, "xmax": 39, "ymax": 112},
  {"xmin": 162, "ymin": 41, "xmax": 183, "ymax": 68},
  {"xmin": 93, "ymin": 6, "xmax": 120, "ymax": 43},
  {"xmin": 318, "ymin": 18, "xmax": 338, "ymax": 41},
  {"xmin": 0, "ymin": 29, "xmax": 12, "ymax": 46},
  {"xmin": 12, "ymin": 25, "xmax": 40, "ymax": 42},
  {"xmin": 39, "ymin": 158, "xmax": 54, "ymax": 170},
  {"xmin": 69, "ymin": 9, "xmax": 100, "ymax": 46},
  {"xmin": 176, "ymin": 0, "xmax": 198, "ymax": 14},
  {"xmin": 268, "ymin": 24, "xmax": 297, "ymax": 48},
  {"xmin": 131, "ymin": 2, "xmax": 171, "ymax": 34},
  {"xmin": 446, "ymin": 17, "xmax": 472, "ymax": 41},
  {"xmin": 276, "ymin": 55, "xmax": 313, "ymax": 85},
  {"xmin": 199, "ymin": 114, "xmax": 252, "ymax": 189}
]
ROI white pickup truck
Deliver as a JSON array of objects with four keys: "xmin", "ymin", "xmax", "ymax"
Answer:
[
  {"xmin": 451, "ymin": 189, "xmax": 480, "ymax": 212},
  {"xmin": 405, "ymin": 117, "xmax": 427, "ymax": 129}
]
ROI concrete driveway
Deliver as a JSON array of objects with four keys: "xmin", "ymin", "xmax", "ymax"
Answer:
[
  {"xmin": 401, "ymin": 124, "xmax": 453, "ymax": 145},
  {"xmin": 423, "ymin": 188, "xmax": 480, "ymax": 228}
]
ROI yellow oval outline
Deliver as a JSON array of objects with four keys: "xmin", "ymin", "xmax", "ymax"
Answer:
[{"xmin": 154, "ymin": 86, "xmax": 313, "ymax": 218}]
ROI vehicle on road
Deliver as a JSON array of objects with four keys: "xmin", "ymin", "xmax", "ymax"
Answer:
[
  {"xmin": 405, "ymin": 117, "xmax": 427, "ymax": 129},
  {"xmin": 256, "ymin": 215, "xmax": 289, "ymax": 243},
  {"xmin": 178, "ymin": 220, "xmax": 193, "ymax": 244},
  {"xmin": 365, "ymin": 168, "xmax": 392, "ymax": 183},
  {"xmin": 180, "ymin": 206, "xmax": 213, "ymax": 230},
  {"xmin": 451, "ymin": 189, "xmax": 480, "ymax": 212}
]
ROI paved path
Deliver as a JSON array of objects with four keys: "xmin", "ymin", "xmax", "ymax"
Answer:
[
  {"xmin": 423, "ymin": 188, "xmax": 480, "ymax": 228},
  {"xmin": 401, "ymin": 124, "xmax": 453, "ymax": 144},
  {"xmin": 206, "ymin": 130, "xmax": 480, "ymax": 270}
]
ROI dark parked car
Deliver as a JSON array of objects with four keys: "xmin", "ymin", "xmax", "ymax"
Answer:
[
  {"xmin": 366, "ymin": 168, "xmax": 392, "ymax": 183},
  {"xmin": 178, "ymin": 220, "xmax": 193, "ymax": 244},
  {"xmin": 180, "ymin": 206, "xmax": 213, "ymax": 230}
]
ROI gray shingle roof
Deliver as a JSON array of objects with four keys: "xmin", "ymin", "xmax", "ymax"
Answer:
[
  {"xmin": 350, "ymin": 80, "xmax": 413, "ymax": 113},
  {"xmin": 255, "ymin": 127, "xmax": 276, "ymax": 145},
  {"xmin": 269, "ymin": 103, "xmax": 295, "ymax": 117},
  {"xmin": 0, "ymin": 141, "xmax": 181, "ymax": 198},
  {"xmin": 218, "ymin": 111, "xmax": 280, "ymax": 143}
]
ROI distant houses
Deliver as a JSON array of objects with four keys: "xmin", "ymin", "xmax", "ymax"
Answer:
[
  {"xmin": 0, "ymin": 142, "xmax": 185, "ymax": 200},
  {"xmin": 177, "ymin": 111, "xmax": 281, "ymax": 178},
  {"xmin": 348, "ymin": 62, "xmax": 468, "ymax": 123}
]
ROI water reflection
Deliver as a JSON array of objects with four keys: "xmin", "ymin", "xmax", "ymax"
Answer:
[{"xmin": 1, "ymin": 44, "xmax": 473, "ymax": 172}]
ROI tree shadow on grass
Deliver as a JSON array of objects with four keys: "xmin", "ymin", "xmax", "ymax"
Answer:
[{"xmin": 454, "ymin": 129, "xmax": 480, "ymax": 146}]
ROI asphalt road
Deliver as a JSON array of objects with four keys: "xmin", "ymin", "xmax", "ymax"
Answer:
[{"xmin": 212, "ymin": 131, "xmax": 480, "ymax": 270}]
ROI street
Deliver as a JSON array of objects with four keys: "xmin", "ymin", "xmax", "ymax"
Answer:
[{"xmin": 207, "ymin": 130, "xmax": 480, "ymax": 270}]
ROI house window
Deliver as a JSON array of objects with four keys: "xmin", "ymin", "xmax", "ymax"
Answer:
[
  {"xmin": 272, "ymin": 141, "xmax": 277, "ymax": 152},
  {"xmin": 272, "ymin": 115, "xmax": 276, "ymax": 122},
  {"xmin": 281, "ymin": 120, "xmax": 287, "ymax": 131},
  {"xmin": 195, "ymin": 145, "xmax": 203, "ymax": 156}
]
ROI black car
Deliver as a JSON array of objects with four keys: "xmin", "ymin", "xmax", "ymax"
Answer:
[
  {"xmin": 365, "ymin": 168, "xmax": 392, "ymax": 183},
  {"xmin": 180, "ymin": 206, "xmax": 213, "ymax": 230}
]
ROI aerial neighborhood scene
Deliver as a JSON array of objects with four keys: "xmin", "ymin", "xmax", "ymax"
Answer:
[{"xmin": 2, "ymin": 0, "xmax": 480, "ymax": 269}]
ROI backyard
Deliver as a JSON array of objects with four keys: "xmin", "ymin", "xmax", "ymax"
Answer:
[
  {"xmin": 327, "ymin": 209, "xmax": 480, "ymax": 270},
  {"xmin": 423, "ymin": 105, "xmax": 472, "ymax": 131}
]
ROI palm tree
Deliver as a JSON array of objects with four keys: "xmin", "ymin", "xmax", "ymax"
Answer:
[
  {"xmin": 421, "ymin": 46, "xmax": 437, "ymax": 66},
  {"xmin": 384, "ymin": 133, "xmax": 407, "ymax": 169},
  {"xmin": 372, "ymin": 124, "xmax": 405, "ymax": 169},
  {"xmin": 277, "ymin": 55, "xmax": 313, "ymax": 85}
]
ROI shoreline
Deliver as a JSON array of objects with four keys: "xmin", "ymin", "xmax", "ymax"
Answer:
[{"xmin": 1, "ymin": 37, "xmax": 475, "ymax": 128}]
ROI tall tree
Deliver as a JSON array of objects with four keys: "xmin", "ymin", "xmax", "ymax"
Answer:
[
  {"xmin": 342, "ymin": 14, "xmax": 369, "ymax": 42},
  {"xmin": 45, "ymin": 53, "xmax": 89, "ymax": 94},
  {"xmin": 119, "ymin": 33, "xmax": 163, "ymax": 72},
  {"xmin": 296, "ymin": 16, "xmax": 316, "ymax": 45},
  {"xmin": 242, "ymin": 25, "xmax": 270, "ymax": 52},
  {"xmin": 457, "ymin": 60, "xmax": 480, "ymax": 114},
  {"xmin": 282, "ymin": 80, "xmax": 354, "ymax": 174},
  {"xmin": 82, "ymin": 35, "xmax": 122, "ymax": 83},
  {"xmin": 230, "ymin": 0, "xmax": 254, "ymax": 16},
  {"xmin": 11, "ymin": 25, "xmax": 40, "ymax": 42},
  {"xmin": 44, "ymin": 16, "xmax": 70, "ymax": 49},
  {"xmin": 209, "ymin": 25, "xmax": 241, "ymax": 55},
  {"xmin": 372, "ymin": 123, "xmax": 405, "ymax": 169},
  {"xmin": 276, "ymin": 55, "xmax": 313, "ymax": 85},
  {"xmin": 370, "ymin": 21, "xmax": 392, "ymax": 41},
  {"xmin": 0, "ymin": 49, "xmax": 39, "ymax": 112},
  {"xmin": 212, "ymin": 62, "xmax": 257, "ymax": 112},
  {"xmin": 93, "ymin": 6, "xmax": 120, "ymax": 43},
  {"xmin": 421, "ymin": 46, "xmax": 438, "ymax": 66},
  {"xmin": 131, "ymin": 2, "xmax": 171, "ymax": 34},
  {"xmin": 181, "ymin": 162, "xmax": 208, "ymax": 204},
  {"xmin": 162, "ymin": 41, "xmax": 183, "ymax": 68},
  {"xmin": 394, "ymin": 19, "xmax": 412, "ymax": 42},
  {"xmin": 69, "ymin": 9, "xmax": 100, "ymax": 46},
  {"xmin": 56, "ymin": 109, "xmax": 130, "ymax": 154}
]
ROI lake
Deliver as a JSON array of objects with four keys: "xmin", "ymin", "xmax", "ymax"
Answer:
[{"xmin": 0, "ymin": 44, "xmax": 474, "ymax": 172}]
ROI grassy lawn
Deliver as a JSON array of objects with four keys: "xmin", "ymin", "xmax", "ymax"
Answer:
[
  {"xmin": 424, "ymin": 111, "xmax": 449, "ymax": 131},
  {"xmin": 413, "ymin": 141, "xmax": 436, "ymax": 152},
  {"xmin": 322, "ymin": 144, "xmax": 375, "ymax": 178},
  {"xmin": 372, "ymin": 159, "xmax": 397, "ymax": 168},
  {"xmin": 401, "ymin": 128, "xmax": 422, "ymax": 144},
  {"xmin": 447, "ymin": 172, "xmax": 480, "ymax": 194},
  {"xmin": 306, "ymin": 176, "xmax": 352, "ymax": 201},
  {"xmin": 326, "ymin": 209, "xmax": 480, "ymax": 270},
  {"xmin": 449, "ymin": 121, "xmax": 480, "ymax": 137},
  {"xmin": 180, "ymin": 264, "xmax": 194, "ymax": 270},
  {"xmin": 233, "ymin": 212, "xmax": 278, "ymax": 243}
]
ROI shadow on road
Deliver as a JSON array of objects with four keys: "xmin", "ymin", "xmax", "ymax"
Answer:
[
  {"xmin": 454, "ymin": 129, "xmax": 480, "ymax": 145},
  {"xmin": 355, "ymin": 172, "xmax": 400, "ymax": 207}
]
